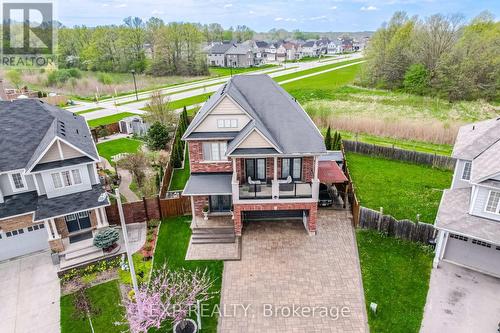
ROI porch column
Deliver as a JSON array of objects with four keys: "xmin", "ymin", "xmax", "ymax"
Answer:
[
  {"xmin": 313, "ymin": 156, "xmax": 319, "ymax": 181},
  {"xmin": 231, "ymin": 158, "xmax": 240, "ymax": 202},
  {"xmin": 311, "ymin": 156, "xmax": 320, "ymax": 200},
  {"xmin": 50, "ymin": 218, "xmax": 60, "ymax": 239},
  {"xmin": 232, "ymin": 158, "xmax": 237, "ymax": 182},
  {"xmin": 271, "ymin": 156, "xmax": 279, "ymax": 199},
  {"xmin": 95, "ymin": 208, "xmax": 103, "ymax": 227},
  {"xmin": 433, "ymin": 230, "xmax": 448, "ymax": 268},
  {"xmin": 44, "ymin": 220, "xmax": 54, "ymax": 240},
  {"xmin": 100, "ymin": 207, "xmax": 109, "ymax": 227}
]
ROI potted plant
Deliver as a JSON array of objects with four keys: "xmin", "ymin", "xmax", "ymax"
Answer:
[
  {"xmin": 230, "ymin": 204, "xmax": 234, "ymax": 220},
  {"xmin": 202, "ymin": 205, "xmax": 209, "ymax": 221},
  {"xmin": 93, "ymin": 228, "xmax": 120, "ymax": 252}
]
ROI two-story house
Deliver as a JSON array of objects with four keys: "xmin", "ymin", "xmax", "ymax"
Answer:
[
  {"xmin": 0, "ymin": 99, "xmax": 110, "ymax": 262},
  {"xmin": 206, "ymin": 43, "xmax": 232, "ymax": 67},
  {"xmin": 433, "ymin": 118, "xmax": 500, "ymax": 277},
  {"xmin": 182, "ymin": 75, "xmax": 326, "ymax": 236}
]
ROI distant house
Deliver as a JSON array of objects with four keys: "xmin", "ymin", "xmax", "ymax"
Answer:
[
  {"xmin": 254, "ymin": 41, "xmax": 269, "ymax": 65},
  {"xmin": 327, "ymin": 40, "xmax": 341, "ymax": 54},
  {"xmin": 225, "ymin": 44, "xmax": 255, "ymax": 68},
  {"xmin": 433, "ymin": 118, "xmax": 500, "ymax": 277},
  {"xmin": 264, "ymin": 43, "xmax": 278, "ymax": 62},
  {"xmin": 207, "ymin": 43, "xmax": 232, "ymax": 67},
  {"xmin": 339, "ymin": 37, "xmax": 354, "ymax": 53},
  {"xmin": 300, "ymin": 41, "xmax": 320, "ymax": 57}
]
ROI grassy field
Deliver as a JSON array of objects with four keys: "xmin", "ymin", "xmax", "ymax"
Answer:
[
  {"xmin": 87, "ymin": 112, "xmax": 137, "ymax": 128},
  {"xmin": 75, "ymin": 107, "xmax": 104, "ymax": 115},
  {"xmin": 96, "ymin": 138, "xmax": 142, "ymax": 164},
  {"xmin": 357, "ymin": 229, "xmax": 433, "ymax": 333},
  {"xmin": 60, "ymin": 280, "xmax": 128, "ymax": 333},
  {"xmin": 209, "ymin": 64, "xmax": 276, "ymax": 76},
  {"xmin": 154, "ymin": 217, "xmax": 223, "ymax": 333},
  {"xmin": 275, "ymin": 58, "xmax": 363, "ymax": 83},
  {"xmin": 141, "ymin": 93, "xmax": 212, "ymax": 112},
  {"xmin": 169, "ymin": 147, "xmax": 190, "ymax": 191},
  {"xmin": 346, "ymin": 153, "xmax": 452, "ymax": 223}
]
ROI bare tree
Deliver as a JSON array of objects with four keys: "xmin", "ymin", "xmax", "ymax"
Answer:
[
  {"xmin": 117, "ymin": 151, "xmax": 149, "ymax": 187},
  {"xmin": 143, "ymin": 91, "xmax": 176, "ymax": 128}
]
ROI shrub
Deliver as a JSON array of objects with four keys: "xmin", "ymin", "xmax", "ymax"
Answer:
[
  {"xmin": 93, "ymin": 228, "xmax": 120, "ymax": 250},
  {"xmin": 146, "ymin": 122, "xmax": 170, "ymax": 151},
  {"xmin": 148, "ymin": 219, "xmax": 160, "ymax": 228},
  {"xmin": 47, "ymin": 69, "xmax": 81, "ymax": 86},
  {"xmin": 97, "ymin": 72, "xmax": 113, "ymax": 85},
  {"xmin": 324, "ymin": 126, "xmax": 332, "ymax": 150},
  {"xmin": 403, "ymin": 64, "xmax": 430, "ymax": 95}
]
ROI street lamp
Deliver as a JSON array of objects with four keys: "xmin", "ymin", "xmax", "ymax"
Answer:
[
  {"xmin": 99, "ymin": 188, "xmax": 139, "ymax": 294},
  {"xmin": 131, "ymin": 69, "xmax": 139, "ymax": 101}
]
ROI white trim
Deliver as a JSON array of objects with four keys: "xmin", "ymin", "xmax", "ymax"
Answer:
[
  {"xmin": 33, "ymin": 205, "xmax": 109, "ymax": 222},
  {"xmin": 57, "ymin": 140, "xmax": 64, "ymax": 160},
  {"xmin": 7, "ymin": 170, "xmax": 27, "ymax": 193},
  {"xmin": 57, "ymin": 137, "xmax": 99, "ymax": 163},
  {"xmin": 24, "ymin": 137, "xmax": 58, "ymax": 173},
  {"xmin": 469, "ymin": 185, "xmax": 479, "ymax": 214},
  {"xmin": 33, "ymin": 174, "xmax": 41, "ymax": 195},
  {"xmin": 226, "ymin": 127, "xmax": 282, "ymax": 155},
  {"xmin": 434, "ymin": 226, "xmax": 500, "ymax": 247},
  {"xmin": 0, "ymin": 211, "xmax": 35, "ymax": 221},
  {"xmin": 29, "ymin": 161, "xmax": 95, "ymax": 174},
  {"xmin": 483, "ymin": 189, "xmax": 500, "ymax": 215}
]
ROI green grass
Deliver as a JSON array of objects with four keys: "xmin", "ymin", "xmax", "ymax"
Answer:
[
  {"xmin": 87, "ymin": 112, "xmax": 137, "ymax": 128},
  {"xmin": 282, "ymin": 63, "xmax": 362, "ymax": 102},
  {"xmin": 357, "ymin": 229, "xmax": 433, "ymax": 333},
  {"xmin": 140, "ymin": 93, "xmax": 213, "ymax": 112},
  {"xmin": 338, "ymin": 131, "xmax": 453, "ymax": 156},
  {"xmin": 275, "ymin": 58, "xmax": 363, "ymax": 83},
  {"xmin": 346, "ymin": 153, "xmax": 452, "ymax": 223},
  {"xmin": 209, "ymin": 64, "xmax": 276, "ymax": 76},
  {"xmin": 169, "ymin": 147, "xmax": 190, "ymax": 191},
  {"xmin": 96, "ymin": 138, "xmax": 142, "ymax": 165},
  {"xmin": 60, "ymin": 280, "xmax": 128, "ymax": 333},
  {"xmin": 153, "ymin": 217, "xmax": 223, "ymax": 333},
  {"xmin": 75, "ymin": 107, "xmax": 104, "ymax": 115}
]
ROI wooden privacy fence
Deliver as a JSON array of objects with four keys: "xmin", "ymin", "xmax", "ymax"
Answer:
[
  {"xmin": 343, "ymin": 140, "xmax": 456, "ymax": 170},
  {"xmin": 105, "ymin": 195, "xmax": 191, "ymax": 225},
  {"xmin": 91, "ymin": 122, "xmax": 121, "ymax": 142},
  {"xmin": 358, "ymin": 207, "xmax": 436, "ymax": 244}
]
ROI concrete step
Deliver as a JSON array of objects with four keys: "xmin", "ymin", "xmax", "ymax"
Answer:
[
  {"xmin": 192, "ymin": 227, "xmax": 235, "ymax": 235},
  {"xmin": 60, "ymin": 250, "xmax": 104, "ymax": 270},
  {"xmin": 192, "ymin": 233, "xmax": 235, "ymax": 240},
  {"xmin": 61, "ymin": 238, "xmax": 94, "ymax": 255},
  {"xmin": 191, "ymin": 237, "xmax": 236, "ymax": 244},
  {"xmin": 64, "ymin": 245, "xmax": 102, "ymax": 260}
]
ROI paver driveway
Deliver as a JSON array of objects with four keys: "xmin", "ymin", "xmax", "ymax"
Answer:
[
  {"xmin": 421, "ymin": 261, "xmax": 500, "ymax": 333},
  {"xmin": 0, "ymin": 252, "xmax": 60, "ymax": 333},
  {"xmin": 218, "ymin": 210, "xmax": 368, "ymax": 333}
]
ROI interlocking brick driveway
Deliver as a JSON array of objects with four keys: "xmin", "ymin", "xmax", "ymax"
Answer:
[{"xmin": 218, "ymin": 210, "xmax": 368, "ymax": 333}]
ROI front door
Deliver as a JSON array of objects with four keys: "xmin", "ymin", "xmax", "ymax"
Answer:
[
  {"xmin": 245, "ymin": 158, "xmax": 266, "ymax": 182},
  {"xmin": 209, "ymin": 195, "xmax": 232, "ymax": 212},
  {"xmin": 65, "ymin": 211, "xmax": 92, "ymax": 233}
]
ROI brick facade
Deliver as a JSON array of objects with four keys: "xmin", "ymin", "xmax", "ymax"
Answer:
[
  {"xmin": 302, "ymin": 157, "xmax": 314, "ymax": 182},
  {"xmin": 232, "ymin": 202, "xmax": 318, "ymax": 236},
  {"xmin": 0, "ymin": 213, "xmax": 34, "ymax": 232},
  {"xmin": 193, "ymin": 196, "xmax": 209, "ymax": 217},
  {"xmin": 189, "ymin": 141, "xmax": 233, "ymax": 173},
  {"xmin": 54, "ymin": 217, "xmax": 68, "ymax": 238},
  {"xmin": 49, "ymin": 239, "xmax": 64, "ymax": 252}
]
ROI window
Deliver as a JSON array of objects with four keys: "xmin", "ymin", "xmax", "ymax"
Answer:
[
  {"xmin": 281, "ymin": 158, "xmax": 302, "ymax": 180},
  {"xmin": 472, "ymin": 239, "xmax": 491, "ymax": 248},
  {"xmin": 72, "ymin": 169, "xmax": 82, "ymax": 184},
  {"xmin": 10, "ymin": 173, "xmax": 25, "ymax": 190},
  {"xmin": 461, "ymin": 161, "xmax": 472, "ymax": 180},
  {"xmin": 245, "ymin": 158, "xmax": 266, "ymax": 181},
  {"xmin": 51, "ymin": 173, "xmax": 62, "ymax": 188},
  {"xmin": 217, "ymin": 119, "xmax": 238, "ymax": 128},
  {"xmin": 202, "ymin": 142, "xmax": 227, "ymax": 161},
  {"xmin": 62, "ymin": 171, "xmax": 72, "ymax": 186},
  {"xmin": 51, "ymin": 169, "xmax": 83, "ymax": 189},
  {"xmin": 450, "ymin": 234, "xmax": 468, "ymax": 241},
  {"xmin": 485, "ymin": 191, "xmax": 500, "ymax": 214}
]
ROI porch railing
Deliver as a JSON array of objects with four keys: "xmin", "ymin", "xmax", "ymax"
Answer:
[
  {"xmin": 238, "ymin": 183, "xmax": 273, "ymax": 199},
  {"xmin": 279, "ymin": 182, "xmax": 312, "ymax": 199}
]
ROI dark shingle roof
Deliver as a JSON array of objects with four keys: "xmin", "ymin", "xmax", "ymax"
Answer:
[
  {"xmin": 209, "ymin": 43, "xmax": 233, "ymax": 54},
  {"xmin": 0, "ymin": 99, "xmax": 98, "ymax": 173},
  {"xmin": 0, "ymin": 191, "xmax": 38, "ymax": 219},
  {"xmin": 31, "ymin": 156, "xmax": 94, "ymax": 172},
  {"xmin": 183, "ymin": 173, "xmax": 232, "ymax": 195}
]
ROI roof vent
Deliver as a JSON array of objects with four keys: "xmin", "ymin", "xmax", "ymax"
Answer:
[
  {"xmin": 76, "ymin": 129, "xmax": 79, "ymax": 134},
  {"xmin": 472, "ymin": 125, "xmax": 475, "ymax": 130}
]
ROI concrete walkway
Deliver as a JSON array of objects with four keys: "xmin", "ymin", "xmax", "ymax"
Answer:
[
  {"xmin": 118, "ymin": 168, "xmax": 140, "ymax": 202},
  {"xmin": 218, "ymin": 210, "xmax": 368, "ymax": 333},
  {"xmin": 0, "ymin": 252, "xmax": 60, "ymax": 333},
  {"xmin": 421, "ymin": 261, "xmax": 500, "ymax": 333}
]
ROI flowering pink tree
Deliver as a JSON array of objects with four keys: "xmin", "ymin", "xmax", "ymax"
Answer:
[{"xmin": 124, "ymin": 265, "xmax": 214, "ymax": 333}]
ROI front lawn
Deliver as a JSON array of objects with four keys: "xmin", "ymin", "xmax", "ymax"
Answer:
[
  {"xmin": 60, "ymin": 280, "xmax": 128, "ymax": 333},
  {"xmin": 346, "ymin": 152, "xmax": 452, "ymax": 223},
  {"xmin": 154, "ymin": 217, "xmax": 223, "ymax": 333},
  {"xmin": 169, "ymin": 147, "xmax": 190, "ymax": 191},
  {"xmin": 87, "ymin": 112, "xmax": 138, "ymax": 128},
  {"xmin": 96, "ymin": 137, "xmax": 142, "ymax": 165},
  {"xmin": 357, "ymin": 229, "xmax": 433, "ymax": 333}
]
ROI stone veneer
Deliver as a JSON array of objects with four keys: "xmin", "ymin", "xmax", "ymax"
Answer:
[{"xmin": 233, "ymin": 202, "xmax": 318, "ymax": 236}]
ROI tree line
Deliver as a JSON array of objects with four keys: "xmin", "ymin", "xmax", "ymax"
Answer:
[
  {"xmin": 57, "ymin": 18, "xmax": 259, "ymax": 76},
  {"xmin": 360, "ymin": 11, "xmax": 499, "ymax": 101}
]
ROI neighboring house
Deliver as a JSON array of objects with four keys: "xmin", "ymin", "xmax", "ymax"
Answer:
[
  {"xmin": 327, "ymin": 40, "xmax": 341, "ymax": 54},
  {"xmin": 433, "ymin": 117, "xmax": 500, "ymax": 277},
  {"xmin": 300, "ymin": 40, "xmax": 320, "ymax": 57},
  {"xmin": 225, "ymin": 44, "xmax": 255, "ymax": 68},
  {"xmin": 254, "ymin": 41, "xmax": 269, "ymax": 64},
  {"xmin": 339, "ymin": 37, "xmax": 354, "ymax": 53},
  {"xmin": 119, "ymin": 115, "xmax": 150, "ymax": 136},
  {"xmin": 276, "ymin": 43, "xmax": 287, "ymax": 62},
  {"xmin": 264, "ymin": 43, "xmax": 277, "ymax": 62},
  {"xmin": 0, "ymin": 99, "xmax": 110, "ymax": 262},
  {"xmin": 206, "ymin": 43, "xmax": 232, "ymax": 67},
  {"xmin": 182, "ymin": 75, "xmax": 327, "ymax": 236}
]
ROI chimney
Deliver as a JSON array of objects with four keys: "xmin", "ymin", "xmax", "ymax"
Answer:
[{"xmin": 0, "ymin": 79, "xmax": 8, "ymax": 101}]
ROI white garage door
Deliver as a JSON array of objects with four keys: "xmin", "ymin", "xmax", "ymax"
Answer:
[
  {"xmin": 444, "ymin": 233, "xmax": 500, "ymax": 277},
  {"xmin": 0, "ymin": 223, "xmax": 49, "ymax": 261}
]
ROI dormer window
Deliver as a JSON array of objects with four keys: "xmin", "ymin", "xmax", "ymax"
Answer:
[
  {"xmin": 485, "ymin": 191, "xmax": 500, "ymax": 214},
  {"xmin": 10, "ymin": 173, "xmax": 26, "ymax": 191},
  {"xmin": 461, "ymin": 161, "xmax": 472, "ymax": 180}
]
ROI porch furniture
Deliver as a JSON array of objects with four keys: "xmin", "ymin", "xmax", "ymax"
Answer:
[{"xmin": 248, "ymin": 177, "xmax": 262, "ymax": 185}]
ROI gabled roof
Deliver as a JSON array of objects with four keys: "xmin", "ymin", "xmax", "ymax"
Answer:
[
  {"xmin": 452, "ymin": 117, "xmax": 500, "ymax": 160},
  {"xmin": 225, "ymin": 44, "xmax": 252, "ymax": 55},
  {"xmin": 255, "ymin": 41, "xmax": 268, "ymax": 48},
  {"xmin": 209, "ymin": 43, "xmax": 232, "ymax": 54},
  {"xmin": 302, "ymin": 41, "xmax": 316, "ymax": 47},
  {"xmin": 0, "ymin": 99, "xmax": 99, "ymax": 173},
  {"xmin": 470, "ymin": 140, "xmax": 500, "ymax": 183},
  {"xmin": 183, "ymin": 75, "xmax": 326, "ymax": 155}
]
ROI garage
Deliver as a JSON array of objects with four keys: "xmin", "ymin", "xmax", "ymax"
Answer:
[
  {"xmin": 443, "ymin": 233, "xmax": 500, "ymax": 277},
  {"xmin": 242, "ymin": 210, "xmax": 307, "ymax": 221},
  {"xmin": 0, "ymin": 223, "xmax": 48, "ymax": 261}
]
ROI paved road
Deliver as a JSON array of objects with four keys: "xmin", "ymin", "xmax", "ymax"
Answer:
[
  {"xmin": 0, "ymin": 252, "xmax": 60, "ymax": 333},
  {"xmin": 420, "ymin": 261, "xmax": 500, "ymax": 333},
  {"xmin": 219, "ymin": 210, "xmax": 368, "ymax": 333},
  {"xmin": 67, "ymin": 53, "xmax": 363, "ymax": 121}
]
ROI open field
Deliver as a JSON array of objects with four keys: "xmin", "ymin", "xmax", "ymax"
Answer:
[
  {"xmin": 209, "ymin": 64, "xmax": 277, "ymax": 76},
  {"xmin": 346, "ymin": 152, "xmax": 452, "ymax": 223},
  {"xmin": 275, "ymin": 58, "xmax": 363, "ymax": 83},
  {"xmin": 87, "ymin": 112, "xmax": 137, "ymax": 128},
  {"xmin": 357, "ymin": 229, "xmax": 433, "ymax": 333},
  {"xmin": 60, "ymin": 280, "xmax": 128, "ymax": 333},
  {"xmin": 75, "ymin": 106, "xmax": 105, "ymax": 115},
  {"xmin": 96, "ymin": 138, "xmax": 143, "ymax": 164},
  {"xmin": 154, "ymin": 217, "xmax": 223, "ymax": 332}
]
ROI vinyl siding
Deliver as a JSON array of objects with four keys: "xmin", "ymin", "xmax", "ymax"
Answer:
[
  {"xmin": 35, "ymin": 173, "xmax": 46, "ymax": 194},
  {"xmin": 0, "ymin": 173, "xmax": 37, "ymax": 196},
  {"xmin": 471, "ymin": 185, "xmax": 500, "ymax": 222},
  {"xmin": 87, "ymin": 163, "xmax": 99, "ymax": 185},
  {"xmin": 194, "ymin": 114, "xmax": 250, "ymax": 132},
  {"xmin": 39, "ymin": 141, "xmax": 61, "ymax": 164},
  {"xmin": 60, "ymin": 141, "xmax": 84, "ymax": 159},
  {"xmin": 239, "ymin": 130, "xmax": 273, "ymax": 149}
]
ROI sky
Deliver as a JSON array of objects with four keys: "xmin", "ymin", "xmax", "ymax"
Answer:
[{"xmin": 58, "ymin": 0, "xmax": 499, "ymax": 31}]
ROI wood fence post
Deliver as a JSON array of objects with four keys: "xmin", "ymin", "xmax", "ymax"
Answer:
[
  {"xmin": 157, "ymin": 195, "xmax": 163, "ymax": 220},
  {"xmin": 377, "ymin": 207, "xmax": 383, "ymax": 231},
  {"xmin": 143, "ymin": 196, "xmax": 149, "ymax": 221}
]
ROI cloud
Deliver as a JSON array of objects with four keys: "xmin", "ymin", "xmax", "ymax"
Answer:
[
  {"xmin": 115, "ymin": 3, "xmax": 127, "ymax": 8},
  {"xmin": 151, "ymin": 9, "xmax": 164, "ymax": 15},
  {"xmin": 249, "ymin": 10, "xmax": 255, "ymax": 14},
  {"xmin": 223, "ymin": 3, "xmax": 233, "ymax": 8},
  {"xmin": 360, "ymin": 5, "xmax": 378, "ymax": 11},
  {"xmin": 329, "ymin": 6, "xmax": 337, "ymax": 10},
  {"xmin": 309, "ymin": 15, "xmax": 328, "ymax": 21},
  {"xmin": 274, "ymin": 17, "xmax": 297, "ymax": 22}
]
